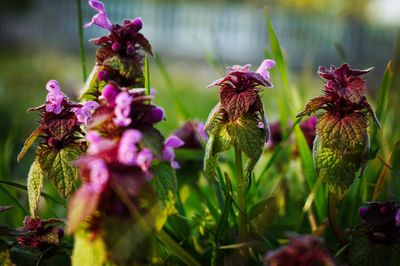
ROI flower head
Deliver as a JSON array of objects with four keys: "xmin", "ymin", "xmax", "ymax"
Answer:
[
  {"xmin": 208, "ymin": 60, "xmax": 274, "ymax": 121},
  {"xmin": 16, "ymin": 216, "xmax": 64, "ymax": 251},
  {"xmin": 264, "ymin": 235, "xmax": 335, "ymax": 266},
  {"xmin": 74, "ymin": 100, "xmax": 99, "ymax": 125},
  {"xmin": 163, "ymin": 136, "xmax": 184, "ymax": 169},
  {"xmin": 84, "ymin": 0, "xmax": 153, "ymax": 59},
  {"xmin": 45, "ymin": 80, "xmax": 66, "ymax": 114},
  {"xmin": 88, "ymin": 159, "xmax": 109, "ymax": 192},
  {"xmin": 358, "ymin": 201, "xmax": 400, "ymax": 243}
]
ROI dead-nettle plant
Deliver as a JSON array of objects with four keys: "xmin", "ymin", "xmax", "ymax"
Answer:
[
  {"xmin": 296, "ymin": 64, "xmax": 380, "ymax": 243},
  {"xmin": 297, "ymin": 64, "xmax": 379, "ymax": 200},
  {"xmin": 18, "ymin": 0, "xmax": 188, "ymax": 265},
  {"xmin": 204, "ymin": 60, "xmax": 275, "ymax": 239}
]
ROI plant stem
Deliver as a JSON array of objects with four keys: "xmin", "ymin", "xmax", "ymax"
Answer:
[
  {"xmin": 76, "ymin": 0, "xmax": 87, "ymax": 81},
  {"xmin": 235, "ymin": 145, "xmax": 247, "ymax": 241},
  {"xmin": 327, "ymin": 192, "xmax": 347, "ymax": 245}
]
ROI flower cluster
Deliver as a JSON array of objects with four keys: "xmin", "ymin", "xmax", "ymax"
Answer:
[
  {"xmin": 358, "ymin": 201, "xmax": 400, "ymax": 244},
  {"xmin": 66, "ymin": 1, "xmax": 183, "ymax": 238},
  {"xmin": 264, "ymin": 235, "xmax": 335, "ymax": 266},
  {"xmin": 296, "ymin": 64, "xmax": 378, "ymax": 199},
  {"xmin": 85, "ymin": 0, "xmax": 153, "ymax": 63},
  {"xmin": 16, "ymin": 216, "xmax": 64, "ymax": 251},
  {"xmin": 207, "ymin": 60, "xmax": 275, "ymax": 122}
]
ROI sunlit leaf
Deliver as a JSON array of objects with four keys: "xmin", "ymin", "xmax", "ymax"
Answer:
[{"xmin": 27, "ymin": 156, "xmax": 44, "ymax": 216}]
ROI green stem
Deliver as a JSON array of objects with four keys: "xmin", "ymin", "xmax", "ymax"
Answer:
[
  {"xmin": 235, "ymin": 145, "xmax": 247, "ymax": 241},
  {"xmin": 327, "ymin": 192, "xmax": 347, "ymax": 245},
  {"xmin": 76, "ymin": 0, "xmax": 87, "ymax": 81}
]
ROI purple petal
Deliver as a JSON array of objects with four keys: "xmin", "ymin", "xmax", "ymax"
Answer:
[
  {"xmin": 395, "ymin": 209, "xmax": 400, "ymax": 227},
  {"xmin": 118, "ymin": 129, "xmax": 142, "ymax": 165},
  {"xmin": 102, "ymin": 83, "xmax": 119, "ymax": 104},
  {"xmin": 86, "ymin": 131, "xmax": 101, "ymax": 143},
  {"xmin": 164, "ymin": 135, "xmax": 185, "ymax": 148},
  {"xmin": 145, "ymin": 107, "xmax": 164, "ymax": 124},
  {"xmin": 115, "ymin": 91, "xmax": 133, "ymax": 107},
  {"xmin": 88, "ymin": 0, "xmax": 105, "ymax": 12},
  {"xmin": 82, "ymin": 100, "xmax": 99, "ymax": 112},
  {"xmin": 136, "ymin": 148, "xmax": 153, "ymax": 172},
  {"xmin": 88, "ymin": 159, "xmax": 109, "ymax": 192},
  {"xmin": 46, "ymin": 80, "xmax": 61, "ymax": 93},
  {"xmin": 113, "ymin": 116, "xmax": 132, "ymax": 127},
  {"xmin": 358, "ymin": 206, "xmax": 369, "ymax": 220},
  {"xmin": 97, "ymin": 70, "xmax": 109, "ymax": 81},
  {"xmin": 256, "ymin": 59, "xmax": 275, "ymax": 80},
  {"xmin": 132, "ymin": 17, "xmax": 143, "ymax": 31},
  {"xmin": 84, "ymin": 12, "xmax": 113, "ymax": 30}
]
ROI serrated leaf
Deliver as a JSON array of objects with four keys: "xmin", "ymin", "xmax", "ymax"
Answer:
[
  {"xmin": 79, "ymin": 67, "xmax": 106, "ymax": 101},
  {"xmin": 203, "ymin": 134, "xmax": 219, "ymax": 182},
  {"xmin": 296, "ymin": 96, "xmax": 326, "ymax": 118},
  {"xmin": 204, "ymin": 103, "xmax": 222, "ymax": 134},
  {"xmin": 103, "ymin": 55, "xmax": 143, "ymax": 84},
  {"xmin": 317, "ymin": 112, "xmax": 368, "ymax": 150},
  {"xmin": 17, "ymin": 126, "xmax": 43, "ymax": 162},
  {"xmin": 46, "ymin": 111, "xmax": 79, "ymax": 141},
  {"xmin": 226, "ymin": 113, "xmax": 266, "ymax": 160},
  {"xmin": 220, "ymin": 87, "xmax": 258, "ymax": 121},
  {"xmin": 213, "ymin": 123, "xmax": 233, "ymax": 155},
  {"xmin": 72, "ymin": 230, "xmax": 107, "ymax": 266},
  {"xmin": 349, "ymin": 235, "xmax": 400, "ymax": 266},
  {"xmin": 38, "ymin": 144, "xmax": 82, "ymax": 198},
  {"xmin": 27, "ymin": 157, "xmax": 44, "ymax": 216},
  {"xmin": 137, "ymin": 125, "xmax": 164, "ymax": 155},
  {"xmin": 151, "ymin": 162, "xmax": 178, "ymax": 231}
]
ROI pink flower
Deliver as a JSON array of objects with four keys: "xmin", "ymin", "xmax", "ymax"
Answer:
[
  {"xmin": 113, "ymin": 91, "xmax": 133, "ymax": 127},
  {"xmin": 101, "ymin": 83, "xmax": 119, "ymax": 105},
  {"xmin": 74, "ymin": 101, "xmax": 99, "ymax": 125},
  {"xmin": 118, "ymin": 129, "xmax": 142, "ymax": 165},
  {"xmin": 84, "ymin": 0, "xmax": 113, "ymax": 30},
  {"xmin": 256, "ymin": 59, "xmax": 276, "ymax": 81},
  {"xmin": 163, "ymin": 136, "xmax": 184, "ymax": 169},
  {"xmin": 88, "ymin": 159, "xmax": 109, "ymax": 192},
  {"xmin": 45, "ymin": 80, "xmax": 65, "ymax": 114},
  {"xmin": 136, "ymin": 148, "xmax": 153, "ymax": 174},
  {"xmin": 86, "ymin": 131, "xmax": 116, "ymax": 154}
]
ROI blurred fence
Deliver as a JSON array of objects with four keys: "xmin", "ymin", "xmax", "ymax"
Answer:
[{"xmin": 0, "ymin": 0, "xmax": 398, "ymax": 69}]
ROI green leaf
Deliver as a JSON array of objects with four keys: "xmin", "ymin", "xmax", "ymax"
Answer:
[
  {"xmin": 137, "ymin": 125, "xmax": 164, "ymax": 156},
  {"xmin": 17, "ymin": 126, "xmax": 43, "ymax": 162},
  {"xmin": 370, "ymin": 62, "xmax": 393, "ymax": 158},
  {"xmin": 248, "ymin": 197, "xmax": 276, "ymax": 221},
  {"xmin": 38, "ymin": 144, "xmax": 82, "ymax": 198},
  {"xmin": 227, "ymin": 113, "xmax": 266, "ymax": 181},
  {"xmin": 72, "ymin": 230, "xmax": 107, "ymax": 266},
  {"xmin": 79, "ymin": 68, "xmax": 106, "ymax": 101},
  {"xmin": 104, "ymin": 55, "xmax": 144, "ymax": 85},
  {"xmin": 9, "ymin": 246, "xmax": 41, "ymax": 266},
  {"xmin": 27, "ymin": 156, "xmax": 44, "ymax": 216},
  {"xmin": 203, "ymin": 134, "xmax": 219, "ymax": 182},
  {"xmin": 349, "ymin": 234, "xmax": 400, "ymax": 266},
  {"xmin": 37, "ymin": 247, "xmax": 71, "ymax": 266},
  {"xmin": 151, "ymin": 162, "xmax": 178, "ymax": 231}
]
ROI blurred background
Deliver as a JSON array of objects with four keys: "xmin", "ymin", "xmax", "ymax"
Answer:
[{"xmin": 0, "ymin": 0, "xmax": 399, "ymax": 226}]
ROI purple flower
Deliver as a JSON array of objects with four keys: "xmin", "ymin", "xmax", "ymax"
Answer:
[
  {"xmin": 102, "ymin": 83, "xmax": 119, "ymax": 105},
  {"xmin": 86, "ymin": 131, "xmax": 116, "ymax": 155},
  {"xmin": 173, "ymin": 120, "xmax": 207, "ymax": 149},
  {"xmin": 97, "ymin": 70, "xmax": 109, "ymax": 81},
  {"xmin": 396, "ymin": 209, "xmax": 400, "ymax": 227},
  {"xmin": 208, "ymin": 60, "xmax": 275, "ymax": 121},
  {"xmin": 163, "ymin": 136, "xmax": 184, "ymax": 169},
  {"xmin": 256, "ymin": 59, "xmax": 276, "ymax": 81},
  {"xmin": 118, "ymin": 129, "xmax": 142, "ymax": 165},
  {"xmin": 113, "ymin": 91, "xmax": 133, "ymax": 127},
  {"xmin": 74, "ymin": 101, "xmax": 99, "ymax": 125},
  {"xmin": 84, "ymin": 0, "xmax": 113, "ymax": 30},
  {"xmin": 144, "ymin": 107, "xmax": 165, "ymax": 124},
  {"xmin": 136, "ymin": 148, "xmax": 153, "ymax": 174},
  {"xmin": 45, "ymin": 80, "xmax": 65, "ymax": 114},
  {"xmin": 88, "ymin": 159, "xmax": 109, "ymax": 192}
]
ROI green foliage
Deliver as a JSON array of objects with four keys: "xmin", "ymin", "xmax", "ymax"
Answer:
[
  {"xmin": 38, "ymin": 144, "xmax": 82, "ymax": 198},
  {"xmin": 314, "ymin": 113, "xmax": 369, "ymax": 199},
  {"xmin": 348, "ymin": 235, "xmax": 400, "ymax": 266},
  {"xmin": 27, "ymin": 157, "xmax": 44, "ymax": 216}
]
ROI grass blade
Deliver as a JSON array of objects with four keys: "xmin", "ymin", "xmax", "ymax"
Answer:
[
  {"xmin": 76, "ymin": 0, "xmax": 87, "ymax": 81},
  {"xmin": 264, "ymin": 8, "xmax": 325, "ymax": 222},
  {"xmin": 144, "ymin": 55, "xmax": 151, "ymax": 96}
]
